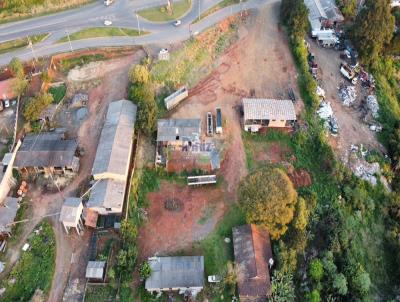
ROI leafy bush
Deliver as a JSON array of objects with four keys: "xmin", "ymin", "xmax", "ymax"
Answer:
[
  {"xmin": 139, "ymin": 261, "xmax": 152, "ymax": 279},
  {"xmin": 270, "ymin": 270, "xmax": 295, "ymax": 302},
  {"xmin": 308, "ymin": 289, "xmax": 320, "ymax": 302},
  {"xmin": 23, "ymin": 92, "xmax": 53, "ymax": 122},
  {"xmin": 309, "ymin": 259, "xmax": 324, "ymax": 282}
]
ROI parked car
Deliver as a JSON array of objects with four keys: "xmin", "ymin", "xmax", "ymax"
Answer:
[
  {"xmin": 3, "ymin": 99, "xmax": 10, "ymax": 108},
  {"xmin": 208, "ymin": 275, "xmax": 222, "ymax": 283},
  {"xmin": 104, "ymin": 20, "xmax": 113, "ymax": 26},
  {"xmin": 173, "ymin": 20, "xmax": 182, "ymax": 26}
]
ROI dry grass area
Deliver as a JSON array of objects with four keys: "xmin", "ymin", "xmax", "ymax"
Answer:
[{"xmin": 0, "ymin": 0, "xmax": 93, "ymax": 23}]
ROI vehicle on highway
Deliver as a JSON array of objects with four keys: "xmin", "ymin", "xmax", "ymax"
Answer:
[
  {"xmin": 104, "ymin": 20, "xmax": 113, "ymax": 26},
  {"xmin": 173, "ymin": 20, "xmax": 182, "ymax": 27},
  {"xmin": 104, "ymin": 0, "xmax": 114, "ymax": 6},
  {"xmin": 208, "ymin": 275, "xmax": 222, "ymax": 283}
]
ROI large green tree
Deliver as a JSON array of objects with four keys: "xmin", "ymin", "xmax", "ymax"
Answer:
[
  {"xmin": 281, "ymin": 0, "xmax": 309, "ymax": 40},
  {"xmin": 239, "ymin": 168, "xmax": 297, "ymax": 239},
  {"xmin": 129, "ymin": 82, "xmax": 158, "ymax": 135},
  {"xmin": 351, "ymin": 0, "xmax": 395, "ymax": 65},
  {"xmin": 336, "ymin": 0, "xmax": 357, "ymax": 18}
]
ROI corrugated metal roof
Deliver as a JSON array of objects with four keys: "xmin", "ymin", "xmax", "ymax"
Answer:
[
  {"xmin": 85, "ymin": 261, "xmax": 106, "ymax": 279},
  {"xmin": 92, "ymin": 100, "xmax": 137, "ymax": 178},
  {"xmin": 157, "ymin": 119, "xmax": 201, "ymax": 142},
  {"xmin": 59, "ymin": 197, "xmax": 82, "ymax": 224},
  {"xmin": 233, "ymin": 224, "xmax": 273, "ymax": 298},
  {"xmin": 145, "ymin": 256, "xmax": 204, "ymax": 290},
  {"xmin": 13, "ymin": 133, "xmax": 78, "ymax": 168},
  {"xmin": 242, "ymin": 98, "xmax": 296, "ymax": 121},
  {"xmin": 86, "ymin": 179, "xmax": 126, "ymax": 212}
]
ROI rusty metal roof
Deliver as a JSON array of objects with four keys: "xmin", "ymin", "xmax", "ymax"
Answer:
[{"xmin": 233, "ymin": 224, "xmax": 273, "ymax": 300}]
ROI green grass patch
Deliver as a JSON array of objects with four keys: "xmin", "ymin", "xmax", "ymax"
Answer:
[
  {"xmin": 194, "ymin": 205, "xmax": 245, "ymax": 275},
  {"xmin": 192, "ymin": 0, "xmax": 241, "ymax": 24},
  {"xmin": 0, "ymin": 33, "xmax": 48, "ymax": 55},
  {"xmin": 59, "ymin": 53, "xmax": 106, "ymax": 72},
  {"xmin": 138, "ymin": 0, "xmax": 192, "ymax": 22},
  {"xmin": 151, "ymin": 23, "xmax": 238, "ymax": 88},
  {"xmin": 0, "ymin": 0, "xmax": 94, "ymax": 24},
  {"xmin": 48, "ymin": 84, "xmax": 66, "ymax": 104},
  {"xmin": 85, "ymin": 284, "xmax": 117, "ymax": 302},
  {"xmin": 58, "ymin": 27, "xmax": 145, "ymax": 42},
  {"xmin": 0, "ymin": 220, "xmax": 55, "ymax": 301}
]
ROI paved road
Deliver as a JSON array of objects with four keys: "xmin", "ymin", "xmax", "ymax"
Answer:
[{"xmin": 0, "ymin": 0, "xmax": 264, "ymax": 66}]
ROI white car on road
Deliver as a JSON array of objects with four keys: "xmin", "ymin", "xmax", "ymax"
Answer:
[
  {"xmin": 104, "ymin": 20, "xmax": 113, "ymax": 26},
  {"xmin": 173, "ymin": 20, "xmax": 182, "ymax": 27}
]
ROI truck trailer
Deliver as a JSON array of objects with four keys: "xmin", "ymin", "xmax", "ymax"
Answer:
[
  {"xmin": 215, "ymin": 108, "xmax": 222, "ymax": 134},
  {"xmin": 164, "ymin": 87, "xmax": 189, "ymax": 110}
]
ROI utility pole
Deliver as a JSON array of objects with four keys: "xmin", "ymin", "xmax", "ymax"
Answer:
[
  {"xmin": 198, "ymin": 0, "xmax": 200, "ymax": 21},
  {"xmin": 136, "ymin": 13, "xmax": 141, "ymax": 35},
  {"xmin": 65, "ymin": 29, "xmax": 73, "ymax": 52},
  {"xmin": 27, "ymin": 37, "xmax": 37, "ymax": 63}
]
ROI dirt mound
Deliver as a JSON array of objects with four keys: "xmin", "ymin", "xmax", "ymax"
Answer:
[{"xmin": 288, "ymin": 169, "xmax": 312, "ymax": 188}]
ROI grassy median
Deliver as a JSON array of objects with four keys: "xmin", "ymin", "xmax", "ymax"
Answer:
[
  {"xmin": 137, "ymin": 0, "xmax": 192, "ymax": 22},
  {"xmin": 58, "ymin": 27, "xmax": 145, "ymax": 42},
  {"xmin": 0, "ymin": 33, "xmax": 48, "ymax": 55}
]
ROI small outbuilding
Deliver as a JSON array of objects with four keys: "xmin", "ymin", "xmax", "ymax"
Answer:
[
  {"xmin": 85, "ymin": 261, "xmax": 106, "ymax": 282},
  {"xmin": 145, "ymin": 256, "xmax": 204, "ymax": 297},
  {"xmin": 242, "ymin": 98, "xmax": 296, "ymax": 132},
  {"xmin": 233, "ymin": 224, "xmax": 273, "ymax": 302},
  {"xmin": 59, "ymin": 197, "xmax": 84, "ymax": 235}
]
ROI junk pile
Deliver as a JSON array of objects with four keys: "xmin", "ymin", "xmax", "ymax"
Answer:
[
  {"xmin": 317, "ymin": 101, "xmax": 338, "ymax": 135},
  {"xmin": 359, "ymin": 70, "xmax": 375, "ymax": 89},
  {"xmin": 338, "ymin": 85, "xmax": 357, "ymax": 106},
  {"xmin": 352, "ymin": 159, "xmax": 380, "ymax": 186},
  {"xmin": 349, "ymin": 144, "xmax": 382, "ymax": 186},
  {"xmin": 70, "ymin": 93, "xmax": 88, "ymax": 108},
  {"xmin": 366, "ymin": 95, "xmax": 379, "ymax": 118}
]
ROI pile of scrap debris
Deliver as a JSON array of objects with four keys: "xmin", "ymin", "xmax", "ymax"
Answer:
[
  {"xmin": 338, "ymin": 84, "xmax": 356, "ymax": 107},
  {"xmin": 317, "ymin": 101, "xmax": 338, "ymax": 135},
  {"xmin": 349, "ymin": 144, "xmax": 383, "ymax": 186}
]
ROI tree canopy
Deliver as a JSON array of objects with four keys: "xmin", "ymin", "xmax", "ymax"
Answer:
[
  {"xmin": 129, "ymin": 81, "xmax": 158, "ymax": 135},
  {"xmin": 281, "ymin": 0, "xmax": 309, "ymax": 40},
  {"xmin": 23, "ymin": 92, "xmax": 53, "ymax": 122},
  {"xmin": 239, "ymin": 168, "xmax": 297, "ymax": 239},
  {"xmin": 9, "ymin": 57, "xmax": 24, "ymax": 79},
  {"xmin": 351, "ymin": 0, "xmax": 395, "ymax": 65},
  {"xmin": 129, "ymin": 64, "xmax": 150, "ymax": 85}
]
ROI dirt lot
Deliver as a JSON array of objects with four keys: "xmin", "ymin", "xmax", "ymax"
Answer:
[
  {"xmin": 138, "ymin": 0, "xmax": 303, "ymax": 258},
  {"xmin": 308, "ymin": 41, "xmax": 385, "ymax": 162}
]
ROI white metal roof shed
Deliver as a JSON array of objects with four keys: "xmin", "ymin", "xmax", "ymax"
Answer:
[
  {"xmin": 85, "ymin": 261, "xmax": 106, "ymax": 279},
  {"xmin": 242, "ymin": 98, "xmax": 296, "ymax": 121}
]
